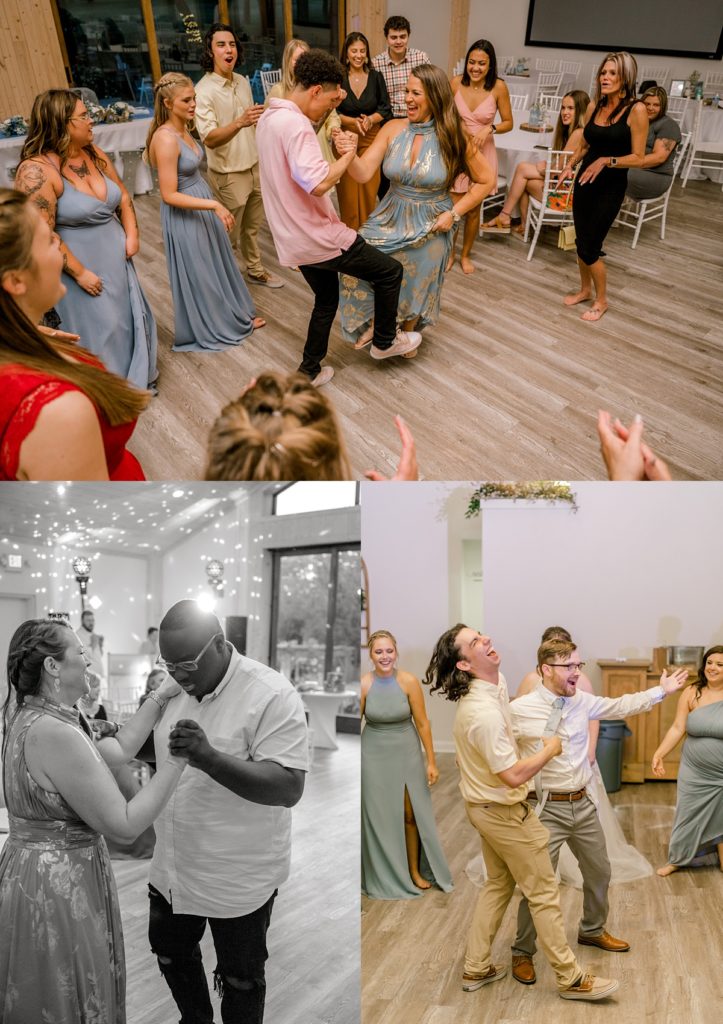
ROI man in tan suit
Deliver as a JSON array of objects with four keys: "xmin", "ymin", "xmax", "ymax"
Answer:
[{"xmin": 424, "ymin": 624, "xmax": 619, "ymax": 1002}]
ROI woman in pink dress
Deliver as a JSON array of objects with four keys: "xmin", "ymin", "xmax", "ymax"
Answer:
[{"xmin": 448, "ymin": 39, "xmax": 513, "ymax": 273}]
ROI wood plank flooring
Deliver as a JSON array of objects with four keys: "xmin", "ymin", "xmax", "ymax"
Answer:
[
  {"xmin": 113, "ymin": 734, "xmax": 360, "ymax": 1024},
  {"xmin": 361, "ymin": 752, "xmax": 723, "ymax": 1024},
  {"xmin": 128, "ymin": 180, "xmax": 723, "ymax": 481}
]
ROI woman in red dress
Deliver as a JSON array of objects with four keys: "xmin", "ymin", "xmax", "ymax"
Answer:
[{"xmin": 0, "ymin": 189, "xmax": 149, "ymax": 480}]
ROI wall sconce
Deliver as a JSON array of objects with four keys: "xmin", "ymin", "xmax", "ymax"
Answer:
[
  {"xmin": 72, "ymin": 555, "xmax": 92, "ymax": 609},
  {"xmin": 205, "ymin": 559, "xmax": 225, "ymax": 596}
]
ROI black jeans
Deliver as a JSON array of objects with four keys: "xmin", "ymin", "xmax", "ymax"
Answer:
[
  {"xmin": 298, "ymin": 234, "xmax": 403, "ymax": 378},
  {"xmin": 148, "ymin": 884, "xmax": 277, "ymax": 1024}
]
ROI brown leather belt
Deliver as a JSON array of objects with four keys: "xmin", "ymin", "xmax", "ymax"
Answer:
[{"xmin": 530, "ymin": 787, "xmax": 587, "ymax": 802}]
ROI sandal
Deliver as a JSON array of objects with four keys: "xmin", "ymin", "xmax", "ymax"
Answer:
[{"xmin": 480, "ymin": 215, "xmax": 511, "ymax": 234}]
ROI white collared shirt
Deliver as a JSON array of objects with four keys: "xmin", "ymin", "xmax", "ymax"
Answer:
[
  {"xmin": 510, "ymin": 681, "xmax": 665, "ymax": 793},
  {"xmin": 453, "ymin": 673, "xmax": 529, "ymax": 805},
  {"xmin": 149, "ymin": 648, "xmax": 309, "ymax": 917},
  {"xmin": 194, "ymin": 71, "xmax": 258, "ymax": 173}
]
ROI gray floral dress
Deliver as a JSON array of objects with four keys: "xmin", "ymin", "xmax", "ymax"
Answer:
[{"xmin": 0, "ymin": 696, "xmax": 125, "ymax": 1023}]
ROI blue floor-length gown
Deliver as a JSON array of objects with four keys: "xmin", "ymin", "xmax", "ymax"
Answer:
[
  {"xmin": 159, "ymin": 133, "xmax": 258, "ymax": 352},
  {"xmin": 55, "ymin": 175, "xmax": 158, "ymax": 389}
]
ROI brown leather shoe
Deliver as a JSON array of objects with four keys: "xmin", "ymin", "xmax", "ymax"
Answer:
[
  {"xmin": 578, "ymin": 930, "xmax": 630, "ymax": 952},
  {"xmin": 512, "ymin": 955, "xmax": 536, "ymax": 984}
]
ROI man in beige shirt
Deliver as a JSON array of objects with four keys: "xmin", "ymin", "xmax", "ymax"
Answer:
[
  {"xmin": 194, "ymin": 23, "xmax": 283, "ymax": 288},
  {"xmin": 425, "ymin": 624, "xmax": 619, "ymax": 1002}
]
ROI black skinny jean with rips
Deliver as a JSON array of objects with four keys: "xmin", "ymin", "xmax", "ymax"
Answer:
[{"xmin": 148, "ymin": 884, "xmax": 277, "ymax": 1024}]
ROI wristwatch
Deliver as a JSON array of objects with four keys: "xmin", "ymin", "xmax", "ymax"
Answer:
[
  {"xmin": 490, "ymin": 124, "xmax": 497, "ymax": 133},
  {"xmin": 147, "ymin": 690, "xmax": 169, "ymax": 713},
  {"xmin": 451, "ymin": 210, "xmax": 461, "ymax": 224},
  {"xmin": 609, "ymin": 156, "xmax": 618, "ymax": 167}
]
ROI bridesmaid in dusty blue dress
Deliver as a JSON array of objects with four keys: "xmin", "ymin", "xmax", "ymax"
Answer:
[
  {"xmin": 337, "ymin": 64, "xmax": 493, "ymax": 350},
  {"xmin": 361, "ymin": 630, "xmax": 453, "ymax": 899},
  {"xmin": 147, "ymin": 73, "xmax": 264, "ymax": 352},
  {"xmin": 15, "ymin": 90, "xmax": 158, "ymax": 390}
]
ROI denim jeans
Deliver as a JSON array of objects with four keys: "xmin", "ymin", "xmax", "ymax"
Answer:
[
  {"xmin": 298, "ymin": 234, "xmax": 403, "ymax": 378},
  {"xmin": 148, "ymin": 884, "xmax": 277, "ymax": 1024}
]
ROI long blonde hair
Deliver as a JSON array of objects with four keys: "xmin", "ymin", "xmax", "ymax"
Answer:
[
  {"xmin": 281, "ymin": 38, "xmax": 310, "ymax": 94},
  {"xmin": 205, "ymin": 371, "xmax": 353, "ymax": 481},
  {"xmin": 367, "ymin": 630, "xmax": 398, "ymax": 655},
  {"xmin": 409, "ymin": 64, "xmax": 468, "ymax": 189},
  {"xmin": 145, "ymin": 72, "xmax": 194, "ymax": 159},
  {"xmin": 0, "ymin": 190, "xmax": 149, "ymax": 426},
  {"xmin": 20, "ymin": 89, "xmax": 105, "ymax": 171}
]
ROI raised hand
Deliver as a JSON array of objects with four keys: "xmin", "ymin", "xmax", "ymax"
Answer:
[
  {"xmin": 660, "ymin": 667, "xmax": 689, "ymax": 695},
  {"xmin": 365, "ymin": 415, "xmax": 418, "ymax": 481}
]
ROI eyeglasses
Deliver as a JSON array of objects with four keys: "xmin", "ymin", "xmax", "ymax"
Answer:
[
  {"xmin": 69, "ymin": 113, "xmax": 93, "ymax": 123},
  {"xmin": 548, "ymin": 662, "xmax": 586, "ymax": 673},
  {"xmin": 157, "ymin": 631, "xmax": 223, "ymax": 674}
]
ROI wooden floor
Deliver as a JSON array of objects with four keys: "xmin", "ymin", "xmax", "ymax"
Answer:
[
  {"xmin": 114, "ymin": 734, "xmax": 360, "ymax": 1024},
  {"xmin": 128, "ymin": 180, "xmax": 723, "ymax": 481},
  {"xmin": 361, "ymin": 752, "xmax": 723, "ymax": 1024}
]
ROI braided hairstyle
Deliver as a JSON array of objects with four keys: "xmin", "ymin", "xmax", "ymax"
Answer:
[
  {"xmin": 423, "ymin": 623, "xmax": 473, "ymax": 701},
  {"xmin": 2, "ymin": 618, "xmax": 73, "ymax": 757},
  {"xmin": 144, "ymin": 72, "xmax": 194, "ymax": 160},
  {"xmin": 205, "ymin": 371, "xmax": 353, "ymax": 480}
]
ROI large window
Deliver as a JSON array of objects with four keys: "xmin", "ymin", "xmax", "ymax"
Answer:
[{"xmin": 270, "ymin": 545, "xmax": 360, "ymax": 686}]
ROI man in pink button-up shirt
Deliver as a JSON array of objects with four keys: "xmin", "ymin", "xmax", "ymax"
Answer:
[{"xmin": 257, "ymin": 49, "xmax": 421, "ymax": 386}]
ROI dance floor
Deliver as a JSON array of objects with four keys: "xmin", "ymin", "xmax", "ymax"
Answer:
[
  {"xmin": 113, "ymin": 734, "xmax": 360, "ymax": 1024},
  {"xmin": 129, "ymin": 179, "xmax": 723, "ymax": 481},
  {"xmin": 362, "ymin": 752, "xmax": 723, "ymax": 1023}
]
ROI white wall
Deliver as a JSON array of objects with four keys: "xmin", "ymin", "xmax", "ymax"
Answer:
[
  {"xmin": 483, "ymin": 482, "xmax": 723, "ymax": 700},
  {"xmin": 361, "ymin": 481, "xmax": 481, "ymax": 750},
  {"xmin": 389, "ymin": 1, "xmax": 451, "ymax": 69}
]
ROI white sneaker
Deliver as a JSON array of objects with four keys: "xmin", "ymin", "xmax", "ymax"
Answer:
[
  {"xmin": 311, "ymin": 366, "xmax": 334, "ymax": 387},
  {"xmin": 559, "ymin": 973, "xmax": 619, "ymax": 1001},
  {"xmin": 369, "ymin": 330, "xmax": 422, "ymax": 360}
]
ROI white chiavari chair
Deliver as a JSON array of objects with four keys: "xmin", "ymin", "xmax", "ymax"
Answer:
[{"xmin": 614, "ymin": 132, "xmax": 691, "ymax": 247}]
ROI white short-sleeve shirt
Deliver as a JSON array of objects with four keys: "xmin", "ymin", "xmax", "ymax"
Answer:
[{"xmin": 150, "ymin": 647, "xmax": 309, "ymax": 917}]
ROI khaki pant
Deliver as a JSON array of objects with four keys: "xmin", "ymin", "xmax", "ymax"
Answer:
[
  {"xmin": 207, "ymin": 164, "xmax": 265, "ymax": 276},
  {"xmin": 465, "ymin": 800, "xmax": 581, "ymax": 990}
]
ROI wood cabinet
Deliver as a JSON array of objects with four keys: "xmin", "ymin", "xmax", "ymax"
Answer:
[{"xmin": 598, "ymin": 658, "xmax": 696, "ymax": 782}]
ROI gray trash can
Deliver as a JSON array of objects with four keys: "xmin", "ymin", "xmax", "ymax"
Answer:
[{"xmin": 595, "ymin": 720, "xmax": 632, "ymax": 793}]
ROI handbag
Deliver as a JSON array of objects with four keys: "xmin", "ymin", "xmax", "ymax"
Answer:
[{"xmin": 558, "ymin": 224, "xmax": 576, "ymax": 250}]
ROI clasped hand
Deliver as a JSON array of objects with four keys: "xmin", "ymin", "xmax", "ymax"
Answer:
[
  {"xmin": 334, "ymin": 130, "xmax": 358, "ymax": 155},
  {"xmin": 168, "ymin": 718, "xmax": 214, "ymax": 768}
]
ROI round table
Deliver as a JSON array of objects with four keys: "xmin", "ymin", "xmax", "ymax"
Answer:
[
  {"xmin": 495, "ymin": 110, "xmax": 555, "ymax": 182},
  {"xmin": 301, "ymin": 689, "xmax": 357, "ymax": 751}
]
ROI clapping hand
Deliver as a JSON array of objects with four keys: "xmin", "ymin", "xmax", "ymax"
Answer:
[
  {"xmin": 660, "ymin": 667, "xmax": 689, "ymax": 695},
  {"xmin": 168, "ymin": 719, "xmax": 214, "ymax": 769},
  {"xmin": 365, "ymin": 415, "xmax": 418, "ymax": 481},
  {"xmin": 597, "ymin": 410, "xmax": 672, "ymax": 481}
]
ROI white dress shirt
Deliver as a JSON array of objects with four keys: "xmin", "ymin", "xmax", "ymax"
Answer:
[
  {"xmin": 511, "ymin": 681, "xmax": 665, "ymax": 794},
  {"xmin": 150, "ymin": 647, "xmax": 309, "ymax": 917}
]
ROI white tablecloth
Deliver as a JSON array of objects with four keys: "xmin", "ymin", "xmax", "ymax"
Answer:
[
  {"xmin": 495, "ymin": 110, "xmax": 555, "ymax": 183},
  {"xmin": 0, "ymin": 116, "xmax": 154, "ymax": 194},
  {"xmin": 301, "ymin": 690, "xmax": 356, "ymax": 750}
]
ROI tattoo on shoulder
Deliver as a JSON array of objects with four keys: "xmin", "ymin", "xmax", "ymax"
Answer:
[{"xmin": 16, "ymin": 162, "xmax": 46, "ymax": 196}]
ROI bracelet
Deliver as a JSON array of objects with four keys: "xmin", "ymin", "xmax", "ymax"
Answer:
[{"xmin": 146, "ymin": 690, "xmax": 169, "ymax": 713}]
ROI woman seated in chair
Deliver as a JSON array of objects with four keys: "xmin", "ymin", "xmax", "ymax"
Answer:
[
  {"xmin": 624, "ymin": 86, "xmax": 681, "ymax": 201},
  {"xmin": 482, "ymin": 89, "xmax": 589, "ymax": 234}
]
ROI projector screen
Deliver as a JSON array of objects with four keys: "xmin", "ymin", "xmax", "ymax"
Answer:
[{"xmin": 525, "ymin": 1, "xmax": 723, "ymax": 60}]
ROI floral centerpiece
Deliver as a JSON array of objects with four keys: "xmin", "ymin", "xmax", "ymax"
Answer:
[
  {"xmin": 1, "ymin": 116, "xmax": 29, "ymax": 137},
  {"xmin": 104, "ymin": 101, "xmax": 132, "ymax": 124},
  {"xmin": 86, "ymin": 102, "xmax": 106, "ymax": 125}
]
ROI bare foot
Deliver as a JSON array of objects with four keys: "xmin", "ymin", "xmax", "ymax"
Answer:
[
  {"xmin": 411, "ymin": 874, "xmax": 432, "ymax": 890},
  {"xmin": 460, "ymin": 256, "xmax": 476, "ymax": 274},
  {"xmin": 563, "ymin": 290, "xmax": 592, "ymax": 307},
  {"xmin": 581, "ymin": 303, "xmax": 608, "ymax": 322},
  {"xmin": 656, "ymin": 863, "xmax": 679, "ymax": 877},
  {"xmin": 253, "ymin": 317, "xmax": 266, "ymax": 329},
  {"xmin": 446, "ymin": 251, "xmax": 456, "ymax": 272}
]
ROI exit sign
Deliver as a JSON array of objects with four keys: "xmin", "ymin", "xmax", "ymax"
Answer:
[{"xmin": 6, "ymin": 554, "xmax": 22, "ymax": 571}]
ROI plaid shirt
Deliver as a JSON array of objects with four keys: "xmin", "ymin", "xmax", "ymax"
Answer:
[{"xmin": 371, "ymin": 48, "xmax": 430, "ymax": 117}]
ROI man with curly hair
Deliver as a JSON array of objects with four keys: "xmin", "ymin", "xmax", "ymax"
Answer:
[
  {"xmin": 256, "ymin": 48, "xmax": 421, "ymax": 387},
  {"xmin": 424, "ymin": 624, "xmax": 619, "ymax": 1002},
  {"xmin": 194, "ymin": 23, "xmax": 284, "ymax": 288}
]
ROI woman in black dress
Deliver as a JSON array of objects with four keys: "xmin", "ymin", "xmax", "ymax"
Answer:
[
  {"xmin": 336, "ymin": 32, "xmax": 392, "ymax": 230},
  {"xmin": 560, "ymin": 52, "xmax": 646, "ymax": 322}
]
